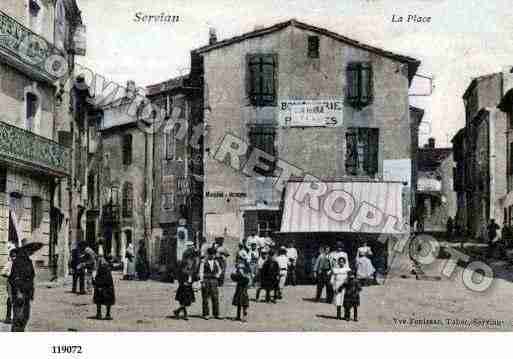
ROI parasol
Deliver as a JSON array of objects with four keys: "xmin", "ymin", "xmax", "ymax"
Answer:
[{"xmin": 16, "ymin": 242, "xmax": 45, "ymax": 256}]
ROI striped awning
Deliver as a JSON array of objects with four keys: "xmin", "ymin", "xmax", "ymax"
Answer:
[{"xmin": 280, "ymin": 181, "xmax": 406, "ymax": 234}]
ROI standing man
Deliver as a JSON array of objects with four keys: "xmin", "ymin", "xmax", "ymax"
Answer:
[
  {"xmin": 9, "ymin": 245, "xmax": 35, "ymax": 332},
  {"xmin": 275, "ymin": 247, "xmax": 289, "ymax": 300},
  {"xmin": 1, "ymin": 242, "xmax": 16, "ymax": 324},
  {"xmin": 248, "ymin": 242, "xmax": 259, "ymax": 287},
  {"xmin": 286, "ymin": 241, "xmax": 298, "ymax": 286},
  {"xmin": 70, "ymin": 242, "xmax": 86, "ymax": 294},
  {"xmin": 213, "ymin": 237, "xmax": 230, "ymax": 286},
  {"xmin": 487, "ymin": 219, "xmax": 500, "ymax": 257},
  {"xmin": 199, "ymin": 247, "xmax": 222, "ymax": 320},
  {"xmin": 313, "ymin": 246, "xmax": 332, "ymax": 303}
]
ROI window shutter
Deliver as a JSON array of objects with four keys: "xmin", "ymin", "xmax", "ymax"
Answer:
[
  {"xmin": 346, "ymin": 64, "xmax": 359, "ymax": 102},
  {"xmin": 360, "ymin": 63, "xmax": 373, "ymax": 105},
  {"xmin": 248, "ymin": 54, "xmax": 276, "ymax": 106},
  {"xmin": 308, "ymin": 36, "xmax": 319, "ymax": 58},
  {"xmin": 122, "ymin": 134, "xmax": 132, "ymax": 165}
]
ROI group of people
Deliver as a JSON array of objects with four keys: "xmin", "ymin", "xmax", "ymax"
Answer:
[
  {"xmin": 69, "ymin": 241, "xmax": 116, "ymax": 320},
  {"xmin": 172, "ymin": 236, "xmax": 300, "ymax": 322},
  {"xmin": 313, "ymin": 241, "xmax": 375, "ymax": 321}
]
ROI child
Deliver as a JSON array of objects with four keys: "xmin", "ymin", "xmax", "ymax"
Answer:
[
  {"xmin": 93, "ymin": 252, "xmax": 115, "ymax": 320},
  {"xmin": 173, "ymin": 255, "xmax": 196, "ymax": 320},
  {"xmin": 342, "ymin": 271, "xmax": 362, "ymax": 321},
  {"xmin": 231, "ymin": 263, "xmax": 250, "ymax": 322},
  {"xmin": 331, "ymin": 257, "xmax": 350, "ymax": 320}
]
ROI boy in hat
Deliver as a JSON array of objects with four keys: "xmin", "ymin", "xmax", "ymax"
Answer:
[
  {"xmin": 199, "ymin": 247, "xmax": 222, "ymax": 319},
  {"xmin": 258, "ymin": 249, "xmax": 279, "ymax": 303},
  {"xmin": 342, "ymin": 271, "xmax": 362, "ymax": 321}
]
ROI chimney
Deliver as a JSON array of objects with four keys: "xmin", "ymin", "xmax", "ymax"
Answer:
[
  {"xmin": 126, "ymin": 80, "xmax": 136, "ymax": 98},
  {"xmin": 428, "ymin": 137, "xmax": 435, "ymax": 148},
  {"xmin": 209, "ymin": 28, "xmax": 217, "ymax": 45}
]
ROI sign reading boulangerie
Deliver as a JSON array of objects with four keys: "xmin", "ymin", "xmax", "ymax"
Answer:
[{"xmin": 278, "ymin": 98, "xmax": 344, "ymax": 127}]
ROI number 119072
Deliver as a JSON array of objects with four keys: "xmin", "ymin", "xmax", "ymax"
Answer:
[{"xmin": 51, "ymin": 345, "xmax": 83, "ymax": 354}]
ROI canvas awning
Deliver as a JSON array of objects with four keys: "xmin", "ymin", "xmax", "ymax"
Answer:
[{"xmin": 279, "ymin": 180, "xmax": 407, "ymax": 234}]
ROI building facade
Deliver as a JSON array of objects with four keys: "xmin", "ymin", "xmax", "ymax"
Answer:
[
  {"xmin": 452, "ymin": 69, "xmax": 513, "ymax": 238},
  {"xmin": 190, "ymin": 20, "xmax": 420, "ymax": 246},
  {"xmin": 416, "ymin": 138, "xmax": 456, "ymax": 233},
  {"xmin": 146, "ymin": 75, "xmax": 203, "ymax": 274},
  {"xmin": 0, "ymin": 0, "xmax": 84, "ymax": 278},
  {"xmin": 498, "ymin": 68, "xmax": 513, "ymax": 231}
]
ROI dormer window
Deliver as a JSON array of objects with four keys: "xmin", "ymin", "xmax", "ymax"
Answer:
[{"xmin": 308, "ymin": 36, "xmax": 319, "ymax": 58}]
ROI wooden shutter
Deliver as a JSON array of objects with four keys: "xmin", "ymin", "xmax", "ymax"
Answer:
[
  {"xmin": 308, "ymin": 36, "xmax": 319, "ymax": 58},
  {"xmin": 360, "ymin": 63, "xmax": 373, "ymax": 105},
  {"xmin": 248, "ymin": 54, "xmax": 276, "ymax": 106},
  {"xmin": 122, "ymin": 134, "xmax": 132, "ymax": 165}
]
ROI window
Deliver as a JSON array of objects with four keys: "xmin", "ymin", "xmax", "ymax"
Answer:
[
  {"xmin": 87, "ymin": 174, "xmax": 95, "ymax": 207},
  {"xmin": 122, "ymin": 182, "xmax": 133, "ymax": 218},
  {"xmin": 248, "ymin": 54, "xmax": 277, "ymax": 106},
  {"xmin": 346, "ymin": 62, "xmax": 373, "ymax": 108},
  {"xmin": 248, "ymin": 126, "xmax": 276, "ymax": 176},
  {"xmin": 162, "ymin": 192, "xmax": 174, "ymax": 211},
  {"xmin": 28, "ymin": 0, "xmax": 42, "ymax": 33},
  {"xmin": 122, "ymin": 134, "xmax": 132, "ymax": 165},
  {"xmin": 308, "ymin": 36, "xmax": 319, "ymax": 58},
  {"xmin": 26, "ymin": 92, "xmax": 38, "ymax": 131},
  {"xmin": 31, "ymin": 197, "xmax": 43, "ymax": 231},
  {"xmin": 345, "ymin": 128, "xmax": 379, "ymax": 177},
  {"xmin": 0, "ymin": 167, "xmax": 6, "ymax": 193}
]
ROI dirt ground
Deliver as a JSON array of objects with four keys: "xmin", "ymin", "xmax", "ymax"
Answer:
[{"xmin": 0, "ymin": 253, "xmax": 512, "ymax": 332}]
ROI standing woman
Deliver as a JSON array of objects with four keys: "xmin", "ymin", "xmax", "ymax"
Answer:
[
  {"xmin": 173, "ymin": 254, "xmax": 196, "ymax": 320},
  {"xmin": 93, "ymin": 251, "xmax": 116, "ymax": 320},
  {"xmin": 125, "ymin": 241, "xmax": 136, "ymax": 280},
  {"xmin": 331, "ymin": 257, "xmax": 350, "ymax": 320}
]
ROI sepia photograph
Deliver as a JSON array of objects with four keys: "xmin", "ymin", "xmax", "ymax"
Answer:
[{"xmin": 1, "ymin": 0, "xmax": 513, "ymax": 344}]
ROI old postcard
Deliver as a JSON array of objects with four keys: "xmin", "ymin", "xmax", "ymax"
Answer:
[{"xmin": 1, "ymin": 0, "xmax": 513, "ymax": 340}]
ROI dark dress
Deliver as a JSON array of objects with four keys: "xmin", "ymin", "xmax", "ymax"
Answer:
[
  {"xmin": 260, "ymin": 258, "xmax": 279, "ymax": 291},
  {"xmin": 93, "ymin": 258, "xmax": 115, "ymax": 306},
  {"xmin": 343, "ymin": 278, "xmax": 361, "ymax": 307},
  {"xmin": 175, "ymin": 261, "xmax": 195, "ymax": 306},
  {"xmin": 231, "ymin": 271, "xmax": 250, "ymax": 307}
]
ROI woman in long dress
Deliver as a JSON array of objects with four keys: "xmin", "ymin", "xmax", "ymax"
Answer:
[
  {"xmin": 93, "ymin": 254, "xmax": 115, "ymax": 320},
  {"xmin": 331, "ymin": 257, "xmax": 351, "ymax": 320},
  {"xmin": 173, "ymin": 255, "xmax": 196, "ymax": 320},
  {"xmin": 125, "ymin": 243, "xmax": 136, "ymax": 280}
]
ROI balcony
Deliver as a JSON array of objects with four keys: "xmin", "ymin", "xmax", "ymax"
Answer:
[
  {"xmin": 0, "ymin": 10, "xmax": 64, "ymax": 83},
  {"xmin": 0, "ymin": 121, "xmax": 71, "ymax": 176}
]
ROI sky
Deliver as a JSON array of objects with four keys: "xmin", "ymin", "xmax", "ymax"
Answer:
[{"xmin": 77, "ymin": 0, "xmax": 513, "ymax": 147}]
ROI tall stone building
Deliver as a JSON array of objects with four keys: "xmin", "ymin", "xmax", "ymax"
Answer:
[
  {"xmin": 190, "ymin": 20, "xmax": 420, "ymax": 239},
  {"xmin": 498, "ymin": 68, "xmax": 513, "ymax": 230},
  {"xmin": 181, "ymin": 19, "xmax": 421, "ymax": 271},
  {"xmin": 0, "ymin": 0, "xmax": 84, "ymax": 278},
  {"xmin": 416, "ymin": 138, "xmax": 456, "ymax": 233},
  {"xmin": 452, "ymin": 68, "xmax": 513, "ymax": 239},
  {"xmin": 146, "ymin": 75, "xmax": 203, "ymax": 274}
]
